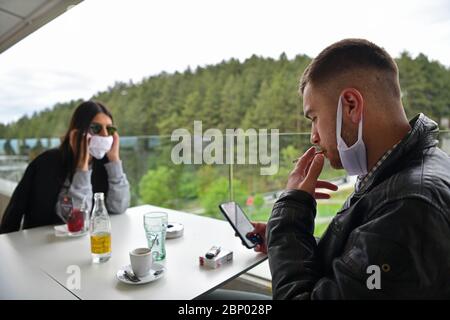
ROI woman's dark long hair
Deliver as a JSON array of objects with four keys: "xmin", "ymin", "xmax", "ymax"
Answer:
[{"xmin": 59, "ymin": 101, "xmax": 114, "ymax": 183}]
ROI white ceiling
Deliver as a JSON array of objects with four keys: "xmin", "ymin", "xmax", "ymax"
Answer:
[{"xmin": 0, "ymin": 0, "xmax": 83, "ymax": 54}]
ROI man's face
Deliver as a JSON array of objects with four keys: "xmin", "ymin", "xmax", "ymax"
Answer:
[{"xmin": 303, "ymin": 84, "xmax": 343, "ymax": 169}]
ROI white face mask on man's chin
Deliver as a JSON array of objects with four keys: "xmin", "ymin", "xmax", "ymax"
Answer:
[
  {"xmin": 335, "ymin": 95, "xmax": 368, "ymax": 176},
  {"xmin": 88, "ymin": 135, "xmax": 113, "ymax": 159}
]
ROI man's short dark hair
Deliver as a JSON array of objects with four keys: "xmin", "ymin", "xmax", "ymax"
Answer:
[{"xmin": 299, "ymin": 38, "xmax": 400, "ymax": 98}]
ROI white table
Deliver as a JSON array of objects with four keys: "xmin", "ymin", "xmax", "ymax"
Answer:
[
  {"xmin": 0, "ymin": 205, "xmax": 267, "ymax": 299},
  {"xmin": 0, "ymin": 236, "xmax": 77, "ymax": 299}
]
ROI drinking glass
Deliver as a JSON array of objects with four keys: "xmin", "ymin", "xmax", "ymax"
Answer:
[{"xmin": 143, "ymin": 212, "xmax": 168, "ymax": 261}]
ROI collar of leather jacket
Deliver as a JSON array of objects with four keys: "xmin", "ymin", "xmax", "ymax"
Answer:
[{"xmin": 354, "ymin": 113, "xmax": 439, "ymax": 195}]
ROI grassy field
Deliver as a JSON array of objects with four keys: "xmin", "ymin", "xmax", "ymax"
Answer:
[
  {"xmin": 245, "ymin": 187, "xmax": 354, "ymax": 237},
  {"xmin": 247, "ymin": 202, "xmax": 343, "ymax": 221},
  {"xmin": 314, "ymin": 222, "xmax": 331, "ymax": 237},
  {"xmin": 190, "ymin": 186, "xmax": 354, "ymax": 238},
  {"xmin": 245, "ymin": 202, "xmax": 343, "ymax": 238}
]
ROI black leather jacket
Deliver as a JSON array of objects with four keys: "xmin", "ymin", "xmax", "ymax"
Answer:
[{"xmin": 267, "ymin": 114, "xmax": 450, "ymax": 299}]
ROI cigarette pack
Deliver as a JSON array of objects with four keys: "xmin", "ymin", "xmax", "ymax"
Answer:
[{"xmin": 199, "ymin": 249, "xmax": 233, "ymax": 269}]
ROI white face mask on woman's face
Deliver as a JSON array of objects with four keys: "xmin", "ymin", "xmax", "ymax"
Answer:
[
  {"xmin": 336, "ymin": 96, "xmax": 368, "ymax": 176},
  {"xmin": 88, "ymin": 135, "xmax": 113, "ymax": 159}
]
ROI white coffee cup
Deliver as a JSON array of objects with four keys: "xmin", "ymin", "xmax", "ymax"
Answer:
[{"xmin": 130, "ymin": 248, "xmax": 153, "ymax": 277}]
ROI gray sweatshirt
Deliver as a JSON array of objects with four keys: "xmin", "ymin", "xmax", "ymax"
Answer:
[{"xmin": 55, "ymin": 160, "xmax": 130, "ymax": 219}]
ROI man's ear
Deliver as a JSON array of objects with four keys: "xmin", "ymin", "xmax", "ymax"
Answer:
[{"xmin": 341, "ymin": 88, "xmax": 364, "ymax": 124}]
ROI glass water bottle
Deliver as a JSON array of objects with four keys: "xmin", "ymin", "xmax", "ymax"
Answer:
[{"xmin": 90, "ymin": 193, "xmax": 112, "ymax": 263}]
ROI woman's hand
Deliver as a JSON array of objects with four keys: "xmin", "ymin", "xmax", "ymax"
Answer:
[
  {"xmin": 107, "ymin": 132, "xmax": 120, "ymax": 163},
  {"xmin": 70, "ymin": 130, "xmax": 90, "ymax": 171}
]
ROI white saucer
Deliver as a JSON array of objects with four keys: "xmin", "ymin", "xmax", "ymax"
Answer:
[{"xmin": 116, "ymin": 263, "xmax": 165, "ymax": 285}]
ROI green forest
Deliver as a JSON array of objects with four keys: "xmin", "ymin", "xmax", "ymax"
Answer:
[
  {"xmin": 1, "ymin": 51, "xmax": 449, "ymax": 235},
  {"xmin": 1, "ymin": 51, "xmax": 449, "ymax": 138}
]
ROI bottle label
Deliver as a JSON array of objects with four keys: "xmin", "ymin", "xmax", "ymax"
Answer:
[{"xmin": 91, "ymin": 233, "xmax": 111, "ymax": 254}]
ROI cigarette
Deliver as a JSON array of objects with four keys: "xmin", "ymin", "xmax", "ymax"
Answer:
[{"xmin": 292, "ymin": 151, "xmax": 324, "ymax": 163}]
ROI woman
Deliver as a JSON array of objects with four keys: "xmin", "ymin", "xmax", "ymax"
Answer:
[{"xmin": 0, "ymin": 101, "xmax": 130, "ymax": 233}]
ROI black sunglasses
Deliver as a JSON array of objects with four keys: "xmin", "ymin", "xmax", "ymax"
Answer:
[{"xmin": 89, "ymin": 122, "xmax": 118, "ymax": 136}]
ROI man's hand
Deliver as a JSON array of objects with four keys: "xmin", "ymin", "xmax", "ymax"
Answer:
[
  {"xmin": 246, "ymin": 222, "xmax": 267, "ymax": 254},
  {"xmin": 287, "ymin": 147, "xmax": 338, "ymax": 199},
  {"xmin": 107, "ymin": 132, "xmax": 121, "ymax": 162}
]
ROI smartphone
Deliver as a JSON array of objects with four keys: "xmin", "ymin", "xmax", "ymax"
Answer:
[{"xmin": 219, "ymin": 201, "xmax": 263, "ymax": 249}]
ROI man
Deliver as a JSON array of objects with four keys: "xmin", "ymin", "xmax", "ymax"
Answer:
[{"xmin": 249, "ymin": 39, "xmax": 450, "ymax": 299}]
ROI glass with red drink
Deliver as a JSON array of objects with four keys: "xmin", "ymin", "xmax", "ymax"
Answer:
[{"xmin": 67, "ymin": 200, "xmax": 89, "ymax": 236}]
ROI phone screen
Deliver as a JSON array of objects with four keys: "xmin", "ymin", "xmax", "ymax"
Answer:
[{"xmin": 219, "ymin": 201, "xmax": 256, "ymax": 248}]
